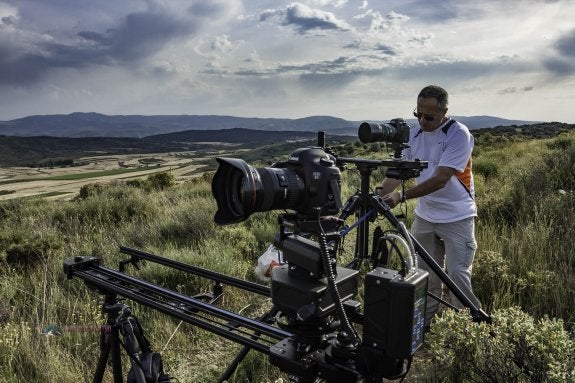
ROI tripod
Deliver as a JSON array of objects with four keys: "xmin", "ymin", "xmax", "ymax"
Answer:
[
  {"xmin": 93, "ymin": 294, "xmax": 170, "ymax": 383},
  {"xmin": 336, "ymin": 157, "xmax": 490, "ymax": 322}
]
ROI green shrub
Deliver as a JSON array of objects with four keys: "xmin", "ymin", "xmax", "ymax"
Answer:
[
  {"xmin": 425, "ymin": 307, "xmax": 575, "ymax": 382},
  {"xmin": 148, "ymin": 171, "xmax": 176, "ymax": 189},
  {"xmin": 546, "ymin": 135, "xmax": 573, "ymax": 150},
  {"xmin": 55, "ymin": 185, "xmax": 157, "ymax": 228},
  {"xmin": 474, "ymin": 158, "xmax": 500, "ymax": 179},
  {"xmin": 76, "ymin": 183, "xmax": 105, "ymax": 200},
  {"xmin": 126, "ymin": 171, "xmax": 176, "ymax": 191}
]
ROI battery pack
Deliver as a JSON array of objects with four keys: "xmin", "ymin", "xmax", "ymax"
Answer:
[{"xmin": 363, "ymin": 267, "xmax": 428, "ymax": 359}]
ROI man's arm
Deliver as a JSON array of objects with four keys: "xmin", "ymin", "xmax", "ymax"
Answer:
[
  {"xmin": 378, "ymin": 177, "xmax": 401, "ymax": 197},
  {"xmin": 381, "ymin": 166, "xmax": 457, "ymax": 207}
]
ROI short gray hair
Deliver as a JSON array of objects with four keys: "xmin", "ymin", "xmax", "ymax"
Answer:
[{"xmin": 418, "ymin": 85, "xmax": 449, "ymax": 110}]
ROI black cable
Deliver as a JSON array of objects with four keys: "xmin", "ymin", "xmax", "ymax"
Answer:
[{"xmin": 318, "ymin": 234, "xmax": 359, "ymax": 342}]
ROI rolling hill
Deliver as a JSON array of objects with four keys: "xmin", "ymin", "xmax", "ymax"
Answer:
[{"xmin": 0, "ymin": 112, "xmax": 541, "ymax": 138}]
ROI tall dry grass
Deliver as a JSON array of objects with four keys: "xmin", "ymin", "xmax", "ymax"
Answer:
[{"xmin": 0, "ymin": 131, "xmax": 572, "ymax": 382}]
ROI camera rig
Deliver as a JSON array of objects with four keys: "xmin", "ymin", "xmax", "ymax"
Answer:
[{"xmin": 64, "ymin": 128, "xmax": 491, "ymax": 383}]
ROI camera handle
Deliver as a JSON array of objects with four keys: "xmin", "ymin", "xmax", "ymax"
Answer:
[{"xmin": 336, "ymin": 159, "xmax": 491, "ymax": 323}]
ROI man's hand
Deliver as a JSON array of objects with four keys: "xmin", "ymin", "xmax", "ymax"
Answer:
[{"xmin": 381, "ymin": 191, "xmax": 402, "ymax": 208}]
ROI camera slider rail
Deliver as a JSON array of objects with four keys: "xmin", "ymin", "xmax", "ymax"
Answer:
[
  {"xmin": 62, "ymin": 255, "xmax": 405, "ymax": 383},
  {"xmin": 63, "ymin": 255, "xmax": 291, "ymax": 354},
  {"xmin": 118, "ymin": 246, "xmax": 271, "ymax": 297}
]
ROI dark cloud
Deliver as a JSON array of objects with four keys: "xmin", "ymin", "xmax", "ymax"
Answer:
[
  {"xmin": 497, "ymin": 86, "xmax": 535, "ymax": 95},
  {"xmin": 555, "ymin": 29, "xmax": 575, "ymax": 58},
  {"xmin": 229, "ymin": 54, "xmax": 390, "ymax": 78},
  {"xmin": 374, "ymin": 43, "xmax": 397, "ymax": 55},
  {"xmin": 226, "ymin": 52, "xmax": 523, "ymax": 89},
  {"xmin": 100, "ymin": 11, "xmax": 194, "ymax": 62},
  {"xmin": 342, "ymin": 40, "xmax": 397, "ymax": 55},
  {"xmin": 0, "ymin": 0, "xmax": 236, "ymax": 86},
  {"xmin": 543, "ymin": 58, "xmax": 575, "ymax": 76},
  {"xmin": 543, "ymin": 28, "xmax": 575, "ymax": 76},
  {"xmin": 342, "ymin": 40, "xmax": 363, "ymax": 49},
  {"xmin": 1, "ymin": 16, "xmax": 17, "ymax": 26},
  {"xmin": 190, "ymin": 1, "xmax": 228, "ymax": 17},
  {"xmin": 260, "ymin": 3, "xmax": 350, "ymax": 33}
]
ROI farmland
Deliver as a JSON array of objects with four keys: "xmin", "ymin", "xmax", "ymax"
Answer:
[{"xmin": 0, "ymin": 152, "xmax": 208, "ymax": 200}]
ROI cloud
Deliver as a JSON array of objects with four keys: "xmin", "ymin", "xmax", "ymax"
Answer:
[
  {"xmin": 374, "ymin": 43, "xmax": 397, "ymax": 55},
  {"xmin": 543, "ymin": 28, "xmax": 575, "ymax": 76},
  {"xmin": 363, "ymin": 10, "xmax": 410, "ymax": 33},
  {"xmin": 543, "ymin": 58, "xmax": 575, "ymax": 76},
  {"xmin": 555, "ymin": 29, "xmax": 575, "ymax": 58},
  {"xmin": 343, "ymin": 39, "xmax": 398, "ymax": 55},
  {"xmin": 210, "ymin": 34, "xmax": 236, "ymax": 55},
  {"xmin": 0, "ymin": 0, "xmax": 242, "ymax": 86},
  {"xmin": 0, "ymin": 2, "xmax": 17, "ymax": 22},
  {"xmin": 260, "ymin": 3, "xmax": 351, "ymax": 33},
  {"xmin": 497, "ymin": 86, "xmax": 535, "ymax": 95},
  {"xmin": 310, "ymin": 0, "xmax": 349, "ymax": 7}
]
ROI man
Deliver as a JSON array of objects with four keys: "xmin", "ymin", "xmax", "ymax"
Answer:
[{"xmin": 379, "ymin": 85, "xmax": 481, "ymax": 328}]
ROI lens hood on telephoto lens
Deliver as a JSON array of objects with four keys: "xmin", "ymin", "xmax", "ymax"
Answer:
[
  {"xmin": 358, "ymin": 119, "xmax": 410, "ymax": 145},
  {"xmin": 358, "ymin": 121, "xmax": 399, "ymax": 144}
]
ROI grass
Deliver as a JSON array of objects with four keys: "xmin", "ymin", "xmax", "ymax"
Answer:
[{"xmin": 0, "ymin": 130, "xmax": 573, "ymax": 382}]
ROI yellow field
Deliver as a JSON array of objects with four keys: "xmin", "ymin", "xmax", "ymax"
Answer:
[{"xmin": 0, "ymin": 152, "xmax": 208, "ymax": 201}]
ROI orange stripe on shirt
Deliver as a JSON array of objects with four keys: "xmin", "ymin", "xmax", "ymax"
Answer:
[{"xmin": 456, "ymin": 157, "xmax": 473, "ymax": 191}]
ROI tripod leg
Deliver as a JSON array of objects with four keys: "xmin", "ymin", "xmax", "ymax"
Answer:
[
  {"xmin": 110, "ymin": 327, "xmax": 124, "ymax": 383},
  {"xmin": 93, "ymin": 326, "xmax": 111, "ymax": 383},
  {"xmin": 122, "ymin": 318, "xmax": 149, "ymax": 383},
  {"xmin": 217, "ymin": 346, "xmax": 251, "ymax": 383},
  {"xmin": 92, "ymin": 324, "xmax": 124, "ymax": 383},
  {"xmin": 217, "ymin": 307, "xmax": 279, "ymax": 382}
]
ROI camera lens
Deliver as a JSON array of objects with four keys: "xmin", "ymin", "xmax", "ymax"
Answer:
[
  {"xmin": 212, "ymin": 158, "xmax": 304, "ymax": 225},
  {"xmin": 358, "ymin": 122, "xmax": 395, "ymax": 143},
  {"xmin": 358, "ymin": 120, "xmax": 410, "ymax": 144}
]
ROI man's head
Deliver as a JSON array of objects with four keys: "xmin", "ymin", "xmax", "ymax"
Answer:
[{"xmin": 414, "ymin": 85, "xmax": 449, "ymax": 132}]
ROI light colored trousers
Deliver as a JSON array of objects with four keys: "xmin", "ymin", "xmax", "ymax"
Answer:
[{"xmin": 411, "ymin": 215, "xmax": 482, "ymax": 327}]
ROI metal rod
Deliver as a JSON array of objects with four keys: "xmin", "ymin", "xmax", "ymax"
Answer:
[
  {"xmin": 66, "ymin": 258, "xmax": 291, "ymax": 353},
  {"xmin": 119, "ymin": 246, "xmax": 271, "ymax": 297}
]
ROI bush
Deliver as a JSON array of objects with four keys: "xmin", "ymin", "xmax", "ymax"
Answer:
[
  {"xmin": 76, "ymin": 183, "xmax": 105, "ymax": 200},
  {"xmin": 474, "ymin": 158, "xmax": 499, "ymax": 179},
  {"xmin": 148, "ymin": 171, "xmax": 176, "ymax": 190},
  {"xmin": 126, "ymin": 171, "xmax": 176, "ymax": 191},
  {"xmin": 425, "ymin": 307, "xmax": 575, "ymax": 382}
]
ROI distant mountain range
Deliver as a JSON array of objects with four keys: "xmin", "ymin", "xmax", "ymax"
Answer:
[{"xmin": 0, "ymin": 112, "xmax": 542, "ymax": 138}]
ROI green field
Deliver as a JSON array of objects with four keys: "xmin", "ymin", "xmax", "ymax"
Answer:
[
  {"xmin": 0, "ymin": 127, "xmax": 573, "ymax": 382},
  {"xmin": 0, "ymin": 167, "xmax": 160, "ymax": 185}
]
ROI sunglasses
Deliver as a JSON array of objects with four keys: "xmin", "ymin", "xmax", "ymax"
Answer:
[{"xmin": 413, "ymin": 107, "xmax": 443, "ymax": 122}]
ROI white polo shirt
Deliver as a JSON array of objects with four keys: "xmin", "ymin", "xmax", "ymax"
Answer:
[{"xmin": 404, "ymin": 118, "xmax": 477, "ymax": 223}]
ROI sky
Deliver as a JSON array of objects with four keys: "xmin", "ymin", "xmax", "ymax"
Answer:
[{"xmin": 1, "ymin": 0, "xmax": 574, "ymax": 123}]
